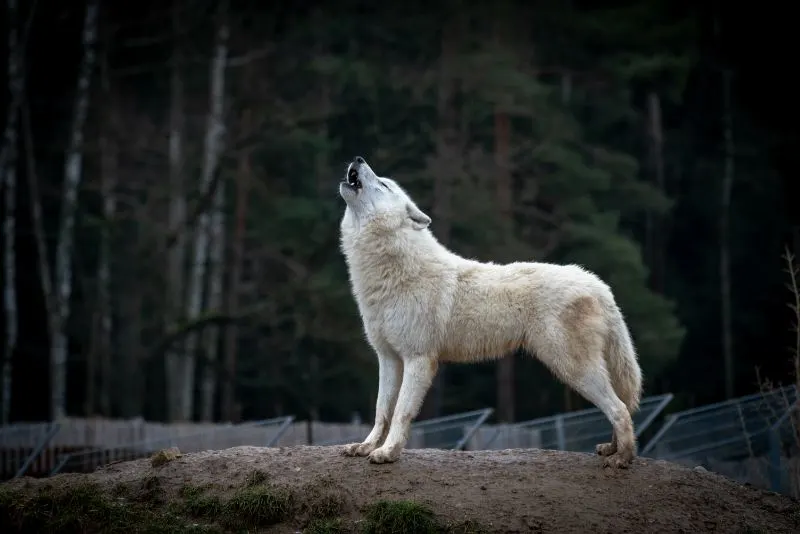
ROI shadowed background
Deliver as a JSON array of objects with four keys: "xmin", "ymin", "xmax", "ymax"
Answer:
[{"xmin": 1, "ymin": 0, "xmax": 798, "ymax": 433}]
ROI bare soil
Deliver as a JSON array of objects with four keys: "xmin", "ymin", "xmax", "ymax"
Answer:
[{"xmin": 2, "ymin": 445, "xmax": 799, "ymax": 533}]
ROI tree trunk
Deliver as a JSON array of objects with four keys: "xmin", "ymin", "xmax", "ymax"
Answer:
[
  {"xmin": 493, "ymin": 11, "xmax": 515, "ymax": 423},
  {"xmin": 199, "ymin": 139, "xmax": 227, "ymax": 422},
  {"xmin": 494, "ymin": 107, "xmax": 514, "ymax": 422},
  {"xmin": 420, "ymin": 11, "xmax": 461, "ymax": 420},
  {"xmin": 303, "ymin": 6, "xmax": 335, "ymax": 428},
  {"xmin": 182, "ymin": 2, "xmax": 228, "ymax": 421},
  {"xmin": 1, "ymin": 0, "xmax": 21, "ymax": 424},
  {"xmin": 0, "ymin": 0, "xmax": 24, "ymax": 174},
  {"xmin": 51, "ymin": 0, "xmax": 98, "ymax": 420},
  {"xmin": 646, "ymin": 92, "xmax": 666, "ymax": 293},
  {"xmin": 720, "ymin": 69, "xmax": 735, "ymax": 399},
  {"xmin": 560, "ymin": 71, "xmax": 574, "ymax": 412},
  {"xmin": 221, "ymin": 138, "xmax": 251, "ymax": 421},
  {"xmin": 493, "ymin": 7, "xmax": 516, "ymax": 423},
  {"xmin": 165, "ymin": 0, "xmax": 188, "ymax": 422},
  {"xmin": 116, "ymin": 281, "xmax": 143, "ymax": 417},
  {"xmin": 22, "ymin": 99, "xmax": 55, "ymax": 385}
]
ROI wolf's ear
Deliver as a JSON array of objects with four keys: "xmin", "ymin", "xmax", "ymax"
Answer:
[{"xmin": 406, "ymin": 203, "xmax": 431, "ymax": 230}]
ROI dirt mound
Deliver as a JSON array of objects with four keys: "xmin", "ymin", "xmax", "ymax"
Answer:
[{"xmin": 1, "ymin": 445, "xmax": 798, "ymax": 533}]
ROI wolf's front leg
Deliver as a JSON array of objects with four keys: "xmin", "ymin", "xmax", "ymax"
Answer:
[
  {"xmin": 368, "ymin": 357, "xmax": 437, "ymax": 464},
  {"xmin": 343, "ymin": 352, "xmax": 402, "ymax": 457}
]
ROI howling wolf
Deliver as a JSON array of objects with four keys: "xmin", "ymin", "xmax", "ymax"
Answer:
[{"xmin": 338, "ymin": 156, "xmax": 643, "ymax": 468}]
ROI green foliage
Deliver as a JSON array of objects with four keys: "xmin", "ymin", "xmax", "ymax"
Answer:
[
  {"xmin": 180, "ymin": 484, "xmax": 222, "ymax": 518},
  {"xmin": 0, "ymin": 475, "xmax": 341, "ymax": 534},
  {"xmin": 0, "ymin": 483, "xmax": 217, "ymax": 534},
  {"xmin": 56, "ymin": 0, "xmax": 762, "ymax": 423},
  {"xmin": 362, "ymin": 500, "xmax": 439, "ymax": 534},
  {"xmin": 179, "ymin": 477, "xmax": 294, "ymax": 530},
  {"xmin": 221, "ymin": 483, "xmax": 294, "ymax": 529},
  {"xmin": 212, "ymin": 0, "xmax": 690, "ymax": 417}
]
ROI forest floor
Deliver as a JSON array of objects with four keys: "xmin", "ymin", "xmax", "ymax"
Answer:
[{"xmin": 1, "ymin": 445, "xmax": 799, "ymax": 533}]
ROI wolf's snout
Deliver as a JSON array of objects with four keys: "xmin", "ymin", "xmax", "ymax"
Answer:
[
  {"xmin": 342, "ymin": 155, "xmax": 365, "ymax": 194},
  {"xmin": 346, "ymin": 164, "xmax": 362, "ymax": 190}
]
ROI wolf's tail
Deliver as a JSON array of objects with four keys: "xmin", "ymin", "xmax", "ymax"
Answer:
[{"xmin": 603, "ymin": 311, "xmax": 643, "ymax": 414}]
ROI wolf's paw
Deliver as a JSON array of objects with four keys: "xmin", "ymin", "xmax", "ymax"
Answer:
[
  {"xmin": 368, "ymin": 445, "xmax": 400, "ymax": 464},
  {"xmin": 342, "ymin": 442, "xmax": 376, "ymax": 457},
  {"xmin": 595, "ymin": 442, "xmax": 617, "ymax": 457},
  {"xmin": 602, "ymin": 452, "xmax": 633, "ymax": 469}
]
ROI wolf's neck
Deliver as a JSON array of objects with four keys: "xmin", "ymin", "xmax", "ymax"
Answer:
[{"xmin": 346, "ymin": 226, "xmax": 438, "ymax": 284}]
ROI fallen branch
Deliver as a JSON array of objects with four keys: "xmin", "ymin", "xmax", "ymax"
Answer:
[{"xmin": 149, "ymin": 302, "xmax": 269, "ymax": 362}]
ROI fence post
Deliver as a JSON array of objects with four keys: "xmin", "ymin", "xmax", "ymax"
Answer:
[
  {"xmin": 455, "ymin": 409, "xmax": 493, "ymax": 451},
  {"xmin": 555, "ymin": 414, "xmax": 566, "ymax": 451},
  {"xmin": 14, "ymin": 423, "xmax": 61, "ymax": 478},
  {"xmin": 267, "ymin": 416, "xmax": 294, "ymax": 447},
  {"xmin": 768, "ymin": 427, "xmax": 783, "ymax": 493}
]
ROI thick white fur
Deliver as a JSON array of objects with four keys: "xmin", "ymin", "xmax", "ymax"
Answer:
[{"xmin": 338, "ymin": 157, "xmax": 644, "ymax": 468}]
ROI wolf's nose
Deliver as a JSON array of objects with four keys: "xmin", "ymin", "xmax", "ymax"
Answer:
[{"xmin": 354, "ymin": 156, "xmax": 365, "ymax": 165}]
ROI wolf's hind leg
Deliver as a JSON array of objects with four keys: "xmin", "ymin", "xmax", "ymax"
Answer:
[
  {"xmin": 569, "ymin": 360, "xmax": 635, "ymax": 468},
  {"xmin": 532, "ymin": 322, "xmax": 635, "ymax": 468},
  {"xmin": 595, "ymin": 429, "xmax": 617, "ymax": 457}
]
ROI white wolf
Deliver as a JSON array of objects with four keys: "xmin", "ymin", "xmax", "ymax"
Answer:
[{"xmin": 338, "ymin": 156, "xmax": 643, "ymax": 468}]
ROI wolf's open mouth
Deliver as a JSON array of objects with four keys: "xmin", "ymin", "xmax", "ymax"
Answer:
[{"xmin": 347, "ymin": 168, "xmax": 362, "ymax": 189}]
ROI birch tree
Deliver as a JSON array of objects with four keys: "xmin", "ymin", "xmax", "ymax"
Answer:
[
  {"xmin": 51, "ymin": 0, "xmax": 99, "ymax": 420},
  {"xmin": 182, "ymin": 2, "xmax": 228, "ymax": 421},
  {"xmin": 1, "ymin": 0, "xmax": 21, "ymax": 424},
  {"xmin": 200, "ymin": 136, "xmax": 227, "ymax": 421}
]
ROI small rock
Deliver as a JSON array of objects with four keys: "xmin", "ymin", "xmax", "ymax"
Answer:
[
  {"xmin": 480, "ymin": 485, "xmax": 487, "ymax": 490},
  {"xmin": 693, "ymin": 466, "xmax": 707, "ymax": 473}
]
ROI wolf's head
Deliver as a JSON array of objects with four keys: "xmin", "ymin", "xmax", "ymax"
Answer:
[{"xmin": 339, "ymin": 156, "xmax": 431, "ymax": 231}]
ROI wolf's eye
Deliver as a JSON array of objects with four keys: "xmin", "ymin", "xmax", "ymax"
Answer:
[{"xmin": 378, "ymin": 180, "xmax": 390, "ymax": 190}]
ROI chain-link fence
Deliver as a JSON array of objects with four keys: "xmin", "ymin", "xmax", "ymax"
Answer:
[
  {"xmin": 476, "ymin": 394, "xmax": 673, "ymax": 452},
  {"xmin": 50, "ymin": 415, "xmax": 295, "ymax": 475},
  {"xmin": 641, "ymin": 385, "xmax": 798, "ymax": 496},
  {"xmin": 317, "ymin": 408, "xmax": 493, "ymax": 450}
]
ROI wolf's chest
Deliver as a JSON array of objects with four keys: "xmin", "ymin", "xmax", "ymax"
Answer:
[{"xmin": 350, "ymin": 272, "xmax": 427, "ymax": 323}]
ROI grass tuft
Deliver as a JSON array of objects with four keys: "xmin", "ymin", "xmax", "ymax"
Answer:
[
  {"xmin": 362, "ymin": 500, "xmax": 438, "ymax": 534},
  {"xmin": 179, "ymin": 484, "xmax": 222, "ymax": 518},
  {"xmin": 244, "ymin": 469, "xmax": 269, "ymax": 487},
  {"xmin": 0, "ymin": 482, "xmax": 218, "ymax": 533},
  {"xmin": 219, "ymin": 483, "xmax": 293, "ymax": 530}
]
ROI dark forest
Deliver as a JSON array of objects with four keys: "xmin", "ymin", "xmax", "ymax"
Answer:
[{"xmin": 1, "ymin": 0, "xmax": 798, "ymax": 427}]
